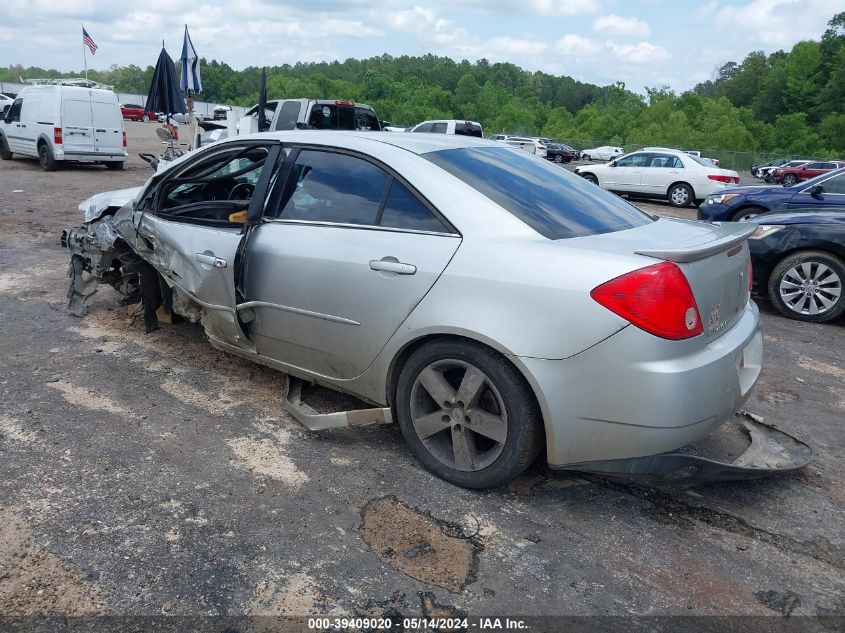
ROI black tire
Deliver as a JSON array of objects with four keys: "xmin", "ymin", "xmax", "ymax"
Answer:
[
  {"xmin": 582, "ymin": 154, "xmax": 591, "ymax": 161},
  {"xmin": 0, "ymin": 136, "xmax": 12, "ymax": 160},
  {"xmin": 142, "ymin": 114, "xmax": 150, "ymax": 122},
  {"xmin": 730, "ymin": 206, "xmax": 766, "ymax": 222},
  {"xmin": 667, "ymin": 182, "xmax": 694, "ymax": 208},
  {"xmin": 782, "ymin": 174, "xmax": 798, "ymax": 187},
  {"xmin": 582, "ymin": 173, "xmax": 598, "ymax": 185},
  {"xmin": 767, "ymin": 250, "xmax": 845, "ymax": 323},
  {"xmin": 395, "ymin": 338, "xmax": 543, "ymax": 489},
  {"xmin": 553, "ymin": 154, "xmax": 563, "ymax": 163},
  {"xmin": 105, "ymin": 161, "xmax": 125, "ymax": 171},
  {"xmin": 38, "ymin": 142, "xmax": 57, "ymax": 171}
]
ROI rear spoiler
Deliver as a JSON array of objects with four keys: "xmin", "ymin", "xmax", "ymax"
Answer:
[{"xmin": 635, "ymin": 224, "xmax": 756, "ymax": 263}]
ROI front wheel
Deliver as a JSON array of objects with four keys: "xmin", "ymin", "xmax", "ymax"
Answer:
[
  {"xmin": 731, "ymin": 206, "xmax": 765, "ymax": 222},
  {"xmin": 0, "ymin": 136, "xmax": 12, "ymax": 160},
  {"xmin": 38, "ymin": 143, "xmax": 57, "ymax": 171},
  {"xmin": 668, "ymin": 183, "xmax": 693, "ymax": 208},
  {"xmin": 768, "ymin": 251, "xmax": 845, "ymax": 323},
  {"xmin": 395, "ymin": 339, "xmax": 543, "ymax": 489},
  {"xmin": 582, "ymin": 173, "xmax": 598, "ymax": 185},
  {"xmin": 582, "ymin": 154, "xmax": 591, "ymax": 161}
]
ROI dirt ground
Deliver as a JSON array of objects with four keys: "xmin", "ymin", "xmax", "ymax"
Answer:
[{"xmin": 0, "ymin": 122, "xmax": 844, "ymax": 629}]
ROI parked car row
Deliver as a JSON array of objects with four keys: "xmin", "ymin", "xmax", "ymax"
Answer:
[{"xmin": 752, "ymin": 158, "xmax": 845, "ymax": 184}]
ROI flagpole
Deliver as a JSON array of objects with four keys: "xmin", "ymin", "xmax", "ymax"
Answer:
[{"xmin": 82, "ymin": 23, "xmax": 89, "ymax": 82}]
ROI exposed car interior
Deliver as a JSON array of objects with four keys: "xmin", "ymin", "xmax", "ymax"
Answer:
[{"xmin": 156, "ymin": 145, "xmax": 270, "ymax": 225}]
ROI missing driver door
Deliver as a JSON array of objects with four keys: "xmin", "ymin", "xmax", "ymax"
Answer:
[{"xmin": 130, "ymin": 142, "xmax": 282, "ymax": 350}]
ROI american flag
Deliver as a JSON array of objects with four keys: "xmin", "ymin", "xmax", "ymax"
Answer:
[{"xmin": 82, "ymin": 27, "xmax": 98, "ymax": 55}]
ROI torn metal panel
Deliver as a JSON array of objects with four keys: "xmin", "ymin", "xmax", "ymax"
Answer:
[
  {"xmin": 79, "ymin": 186, "xmax": 143, "ymax": 223},
  {"xmin": 284, "ymin": 377, "xmax": 393, "ymax": 432},
  {"xmin": 558, "ymin": 417, "xmax": 813, "ymax": 482}
]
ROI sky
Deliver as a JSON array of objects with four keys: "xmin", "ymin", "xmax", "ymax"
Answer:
[{"xmin": 2, "ymin": 0, "xmax": 844, "ymax": 94}]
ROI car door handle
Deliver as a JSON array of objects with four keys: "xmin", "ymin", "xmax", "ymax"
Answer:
[
  {"xmin": 369, "ymin": 259, "xmax": 416, "ymax": 275},
  {"xmin": 195, "ymin": 253, "xmax": 228, "ymax": 268}
]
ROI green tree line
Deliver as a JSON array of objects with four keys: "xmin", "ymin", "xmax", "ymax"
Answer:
[{"xmin": 3, "ymin": 12, "xmax": 843, "ymax": 160}]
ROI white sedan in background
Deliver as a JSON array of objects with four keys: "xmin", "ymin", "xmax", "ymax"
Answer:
[
  {"xmin": 575, "ymin": 148, "xmax": 740, "ymax": 208},
  {"xmin": 579, "ymin": 145, "xmax": 624, "ymax": 161}
]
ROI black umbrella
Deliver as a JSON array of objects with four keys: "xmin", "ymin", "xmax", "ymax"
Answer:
[
  {"xmin": 145, "ymin": 47, "xmax": 187, "ymax": 117},
  {"xmin": 257, "ymin": 67, "xmax": 268, "ymax": 132}
]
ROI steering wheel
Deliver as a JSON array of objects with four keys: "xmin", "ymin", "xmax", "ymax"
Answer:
[{"xmin": 229, "ymin": 183, "xmax": 255, "ymax": 201}]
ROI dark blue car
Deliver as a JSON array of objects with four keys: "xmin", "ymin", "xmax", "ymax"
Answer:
[{"xmin": 698, "ymin": 167, "xmax": 845, "ymax": 222}]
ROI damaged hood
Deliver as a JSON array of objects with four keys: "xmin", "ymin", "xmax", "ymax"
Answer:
[{"xmin": 80, "ymin": 186, "xmax": 143, "ymax": 223}]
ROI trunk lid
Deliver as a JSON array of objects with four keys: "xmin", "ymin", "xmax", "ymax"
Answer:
[{"xmin": 578, "ymin": 217, "xmax": 754, "ymax": 342}]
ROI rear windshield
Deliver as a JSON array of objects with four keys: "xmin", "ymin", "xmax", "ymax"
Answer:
[
  {"xmin": 454, "ymin": 122, "xmax": 482, "ymax": 137},
  {"xmin": 424, "ymin": 146, "xmax": 653, "ymax": 239},
  {"xmin": 307, "ymin": 104, "xmax": 381, "ymax": 131}
]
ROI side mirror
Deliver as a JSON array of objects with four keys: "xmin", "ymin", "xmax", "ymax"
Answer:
[
  {"xmin": 808, "ymin": 184, "xmax": 824, "ymax": 196},
  {"xmin": 609, "ymin": 160, "xmax": 617, "ymax": 167}
]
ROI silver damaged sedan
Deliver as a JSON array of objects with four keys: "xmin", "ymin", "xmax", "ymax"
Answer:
[{"xmin": 64, "ymin": 131, "xmax": 766, "ymax": 488}]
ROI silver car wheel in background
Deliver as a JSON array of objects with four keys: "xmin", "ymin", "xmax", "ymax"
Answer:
[
  {"xmin": 670, "ymin": 185, "xmax": 690, "ymax": 206},
  {"xmin": 779, "ymin": 261, "xmax": 842, "ymax": 316},
  {"xmin": 410, "ymin": 359, "xmax": 508, "ymax": 472}
]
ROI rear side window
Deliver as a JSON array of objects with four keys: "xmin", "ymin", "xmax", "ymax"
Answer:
[
  {"xmin": 278, "ymin": 150, "xmax": 389, "ymax": 225},
  {"xmin": 821, "ymin": 173, "xmax": 845, "ymax": 194},
  {"xmin": 380, "ymin": 181, "xmax": 448, "ymax": 233},
  {"xmin": 424, "ymin": 146, "xmax": 653, "ymax": 239}
]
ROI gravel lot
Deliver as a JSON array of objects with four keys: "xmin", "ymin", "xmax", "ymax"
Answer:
[{"xmin": 1, "ymin": 122, "xmax": 843, "ymax": 628}]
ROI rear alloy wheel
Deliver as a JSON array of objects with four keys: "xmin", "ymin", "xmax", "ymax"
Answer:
[
  {"xmin": 553, "ymin": 154, "xmax": 563, "ymax": 163},
  {"xmin": 782, "ymin": 174, "xmax": 798, "ymax": 187},
  {"xmin": 38, "ymin": 143, "xmax": 57, "ymax": 171},
  {"xmin": 768, "ymin": 250, "xmax": 845, "ymax": 323},
  {"xmin": 396, "ymin": 339, "xmax": 543, "ymax": 489},
  {"xmin": 142, "ymin": 114, "xmax": 150, "ymax": 122},
  {"xmin": 668, "ymin": 183, "xmax": 693, "ymax": 208},
  {"xmin": 0, "ymin": 136, "xmax": 12, "ymax": 160}
]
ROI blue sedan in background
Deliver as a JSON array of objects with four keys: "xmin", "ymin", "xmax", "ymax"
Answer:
[{"xmin": 698, "ymin": 167, "xmax": 845, "ymax": 222}]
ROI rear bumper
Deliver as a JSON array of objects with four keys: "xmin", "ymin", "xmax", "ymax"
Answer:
[
  {"xmin": 517, "ymin": 300, "xmax": 762, "ymax": 466},
  {"xmin": 55, "ymin": 149, "xmax": 127, "ymax": 162}
]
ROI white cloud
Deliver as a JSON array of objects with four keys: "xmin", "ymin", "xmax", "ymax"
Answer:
[
  {"xmin": 524, "ymin": 0, "xmax": 602, "ymax": 15},
  {"xmin": 484, "ymin": 36, "xmax": 548, "ymax": 56},
  {"xmin": 593, "ymin": 14, "xmax": 651, "ymax": 38},
  {"xmin": 554, "ymin": 34, "xmax": 604, "ymax": 56},
  {"xmin": 390, "ymin": 6, "xmax": 436, "ymax": 32},
  {"xmin": 605, "ymin": 40, "xmax": 670, "ymax": 64},
  {"xmin": 713, "ymin": 0, "xmax": 837, "ymax": 47}
]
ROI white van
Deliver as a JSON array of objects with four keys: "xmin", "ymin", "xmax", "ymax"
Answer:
[{"xmin": 0, "ymin": 86, "xmax": 127, "ymax": 171}]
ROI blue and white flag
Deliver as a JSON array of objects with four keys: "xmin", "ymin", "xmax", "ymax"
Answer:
[{"xmin": 179, "ymin": 25, "xmax": 201, "ymax": 93}]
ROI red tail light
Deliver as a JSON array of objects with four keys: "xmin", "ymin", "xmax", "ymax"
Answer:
[
  {"xmin": 122, "ymin": 130, "xmax": 127, "ymax": 147},
  {"xmin": 591, "ymin": 262, "xmax": 703, "ymax": 340},
  {"xmin": 54, "ymin": 127, "xmax": 62, "ymax": 144},
  {"xmin": 708, "ymin": 174, "xmax": 739, "ymax": 184}
]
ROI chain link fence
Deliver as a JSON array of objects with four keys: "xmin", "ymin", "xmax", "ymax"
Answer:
[{"xmin": 552, "ymin": 138, "xmax": 831, "ymax": 173}]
